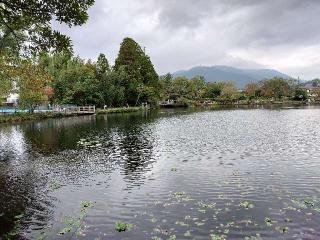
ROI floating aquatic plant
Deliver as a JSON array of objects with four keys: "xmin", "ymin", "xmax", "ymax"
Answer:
[
  {"xmin": 197, "ymin": 201, "xmax": 216, "ymax": 209},
  {"xmin": 50, "ymin": 180, "xmax": 62, "ymax": 190},
  {"xmin": 210, "ymin": 234, "xmax": 226, "ymax": 240},
  {"xmin": 3, "ymin": 215, "xmax": 22, "ymax": 239},
  {"xmin": 149, "ymin": 217, "xmax": 157, "ymax": 223},
  {"xmin": 194, "ymin": 221, "xmax": 205, "ymax": 226},
  {"xmin": 115, "ymin": 221, "xmax": 133, "ymax": 232},
  {"xmin": 175, "ymin": 220, "xmax": 188, "ymax": 226},
  {"xmin": 151, "ymin": 237, "xmax": 161, "ymax": 240},
  {"xmin": 264, "ymin": 217, "xmax": 273, "ymax": 227},
  {"xmin": 284, "ymin": 218, "xmax": 292, "ymax": 223},
  {"xmin": 171, "ymin": 191, "xmax": 191, "ymax": 201},
  {"xmin": 276, "ymin": 226, "xmax": 289, "ymax": 234},
  {"xmin": 291, "ymin": 199, "xmax": 307, "ymax": 209},
  {"xmin": 244, "ymin": 235, "xmax": 262, "ymax": 240},
  {"xmin": 239, "ymin": 201, "xmax": 254, "ymax": 209},
  {"xmin": 81, "ymin": 200, "xmax": 94, "ymax": 209},
  {"xmin": 314, "ymin": 208, "xmax": 320, "ymax": 213},
  {"xmin": 167, "ymin": 235, "xmax": 176, "ymax": 240},
  {"xmin": 184, "ymin": 230, "xmax": 191, "ymax": 237},
  {"xmin": 304, "ymin": 198, "xmax": 315, "ymax": 207},
  {"xmin": 171, "ymin": 167, "xmax": 177, "ymax": 172},
  {"xmin": 58, "ymin": 200, "xmax": 94, "ymax": 236},
  {"xmin": 77, "ymin": 138, "xmax": 102, "ymax": 148},
  {"xmin": 58, "ymin": 227, "xmax": 72, "ymax": 235},
  {"xmin": 172, "ymin": 192, "xmax": 187, "ymax": 198}
]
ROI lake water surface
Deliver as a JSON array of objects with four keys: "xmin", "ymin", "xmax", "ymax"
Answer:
[{"xmin": 1, "ymin": 107, "xmax": 320, "ymax": 239}]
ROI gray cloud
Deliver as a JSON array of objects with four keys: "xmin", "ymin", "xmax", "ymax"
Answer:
[{"xmin": 54, "ymin": 0, "xmax": 320, "ymax": 79}]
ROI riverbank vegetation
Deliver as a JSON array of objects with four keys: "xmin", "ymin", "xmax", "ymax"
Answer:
[
  {"xmin": 159, "ymin": 74, "xmax": 315, "ymax": 107},
  {"xmin": 0, "ymin": 112, "xmax": 66, "ymax": 124},
  {"xmin": 1, "ymin": 0, "xmax": 319, "ymax": 115},
  {"xmin": 96, "ymin": 106, "xmax": 145, "ymax": 114},
  {"xmin": 0, "ymin": 106, "xmax": 145, "ymax": 124}
]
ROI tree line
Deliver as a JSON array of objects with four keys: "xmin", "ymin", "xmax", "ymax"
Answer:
[
  {"xmin": 0, "ymin": 0, "xmax": 315, "ymax": 111},
  {"xmin": 1, "ymin": 43, "xmax": 313, "ymax": 110},
  {"xmin": 159, "ymin": 74, "xmax": 310, "ymax": 105},
  {"xmin": 39, "ymin": 37, "xmax": 159, "ymax": 108},
  {"xmin": 1, "ymin": 37, "xmax": 160, "ymax": 110}
]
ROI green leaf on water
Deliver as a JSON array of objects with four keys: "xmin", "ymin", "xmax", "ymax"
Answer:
[
  {"xmin": 285, "ymin": 218, "xmax": 292, "ymax": 223},
  {"xmin": 264, "ymin": 217, "xmax": 273, "ymax": 226},
  {"xmin": 80, "ymin": 200, "xmax": 94, "ymax": 209},
  {"xmin": 14, "ymin": 214, "xmax": 24, "ymax": 219},
  {"xmin": 304, "ymin": 198, "xmax": 315, "ymax": 207},
  {"xmin": 240, "ymin": 201, "xmax": 254, "ymax": 209},
  {"xmin": 291, "ymin": 199, "xmax": 307, "ymax": 209},
  {"xmin": 58, "ymin": 227, "xmax": 72, "ymax": 235},
  {"xmin": 167, "ymin": 235, "xmax": 176, "ymax": 240},
  {"xmin": 245, "ymin": 235, "xmax": 262, "ymax": 240},
  {"xmin": 276, "ymin": 226, "xmax": 289, "ymax": 234},
  {"xmin": 314, "ymin": 208, "xmax": 320, "ymax": 213},
  {"xmin": 151, "ymin": 237, "xmax": 162, "ymax": 240},
  {"xmin": 50, "ymin": 180, "xmax": 62, "ymax": 190},
  {"xmin": 210, "ymin": 234, "xmax": 226, "ymax": 240},
  {"xmin": 195, "ymin": 221, "xmax": 205, "ymax": 226},
  {"xmin": 115, "ymin": 221, "xmax": 133, "ymax": 232},
  {"xmin": 171, "ymin": 167, "xmax": 177, "ymax": 172}
]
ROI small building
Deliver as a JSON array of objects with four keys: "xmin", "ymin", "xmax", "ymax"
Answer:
[
  {"xmin": 4, "ymin": 94, "xmax": 19, "ymax": 107},
  {"xmin": 301, "ymin": 85, "xmax": 320, "ymax": 102}
]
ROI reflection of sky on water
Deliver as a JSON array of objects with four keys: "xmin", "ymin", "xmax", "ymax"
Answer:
[
  {"xmin": 0, "ymin": 107, "xmax": 320, "ymax": 239},
  {"xmin": 0, "ymin": 126, "xmax": 26, "ymax": 162}
]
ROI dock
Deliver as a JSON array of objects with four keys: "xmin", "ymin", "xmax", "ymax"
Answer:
[
  {"xmin": 53, "ymin": 106, "xmax": 96, "ymax": 115},
  {"xmin": 159, "ymin": 100, "xmax": 187, "ymax": 108}
]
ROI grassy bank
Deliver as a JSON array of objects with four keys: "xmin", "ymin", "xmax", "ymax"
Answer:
[
  {"xmin": 191, "ymin": 99, "xmax": 309, "ymax": 107},
  {"xmin": 96, "ymin": 107, "xmax": 146, "ymax": 114},
  {"xmin": 0, "ymin": 107, "xmax": 148, "ymax": 125},
  {"xmin": 0, "ymin": 112, "xmax": 69, "ymax": 124}
]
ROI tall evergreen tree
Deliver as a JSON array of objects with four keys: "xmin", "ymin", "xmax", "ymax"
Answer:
[
  {"xmin": 96, "ymin": 53, "xmax": 110, "ymax": 75},
  {"xmin": 114, "ymin": 37, "xmax": 159, "ymax": 105}
]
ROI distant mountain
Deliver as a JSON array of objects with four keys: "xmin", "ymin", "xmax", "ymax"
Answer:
[{"xmin": 173, "ymin": 65, "xmax": 291, "ymax": 88}]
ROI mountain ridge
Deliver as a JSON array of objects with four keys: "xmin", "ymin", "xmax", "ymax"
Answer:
[{"xmin": 172, "ymin": 65, "xmax": 292, "ymax": 88}]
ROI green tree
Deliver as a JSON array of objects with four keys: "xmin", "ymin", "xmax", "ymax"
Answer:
[
  {"xmin": 204, "ymin": 82, "xmax": 223, "ymax": 100},
  {"xmin": 159, "ymin": 73, "xmax": 174, "ymax": 100},
  {"xmin": 171, "ymin": 76, "xmax": 190, "ymax": 100},
  {"xmin": 0, "ymin": 25, "xmax": 24, "ymax": 99},
  {"xmin": 114, "ymin": 37, "xmax": 159, "ymax": 105},
  {"xmin": 293, "ymin": 87, "xmax": 308, "ymax": 101},
  {"xmin": 96, "ymin": 53, "xmax": 110, "ymax": 76},
  {"xmin": 244, "ymin": 83, "xmax": 259, "ymax": 99},
  {"xmin": 98, "ymin": 66, "xmax": 126, "ymax": 107},
  {"xmin": 0, "ymin": 54, "xmax": 14, "ymax": 100},
  {"xmin": 18, "ymin": 61, "xmax": 52, "ymax": 112},
  {"xmin": 216, "ymin": 82, "xmax": 239, "ymax": 103},
  {"xmin": 188, "ymin": 76, "xmax": 206, "ymax": 100},
  {"xmin": 58, "ymin": 59, "xmax": 102, "ymax": 106},
  {"xmin": 39, "ymin": 53, "xmax": 103, "ymax": 106},
  {"xmin": 39, "ymin": 52, "xmax": 73, "ymax": 103},
  {"xmin": 260, "ymin": 77, "xmax": 290, "ymax": 100},
  {"xmin": 311, "ymin": 79, "xmax": 320, "ymax": 87},
  {"xmin": 0, "ymin": 0, "xmax": 95, "ymax": 54}
]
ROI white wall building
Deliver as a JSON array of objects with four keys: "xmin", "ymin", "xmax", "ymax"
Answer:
[{"xmin": 5, "ymin": 94, "xmax": 19, "ymax": 106}]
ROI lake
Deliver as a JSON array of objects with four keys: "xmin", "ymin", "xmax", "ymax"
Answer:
[{"xmin": 0, "ymin": 106, "xmax": 320, "ymax": 239}]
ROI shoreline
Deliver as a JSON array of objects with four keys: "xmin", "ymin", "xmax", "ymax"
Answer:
[
  {"xmin": 0, "ymin": 107, "xmax": 147, "ymax": 125},
  {"xmin": 96, "ymin": 107, "xmax": 146, "ymax": 114},
  {"xmin": 0, "ymin": 103, "xmax": 318, "ymax": 125}
]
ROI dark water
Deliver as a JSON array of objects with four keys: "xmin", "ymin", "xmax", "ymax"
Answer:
[{"xmin": 0, "ymin": 107, "xmax": 320, "ymax": 240}]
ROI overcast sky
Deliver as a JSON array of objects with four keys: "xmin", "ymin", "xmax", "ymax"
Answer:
[{"xmin": 56, "ymin": 0, "xmax": 320, "ymax": 79}]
